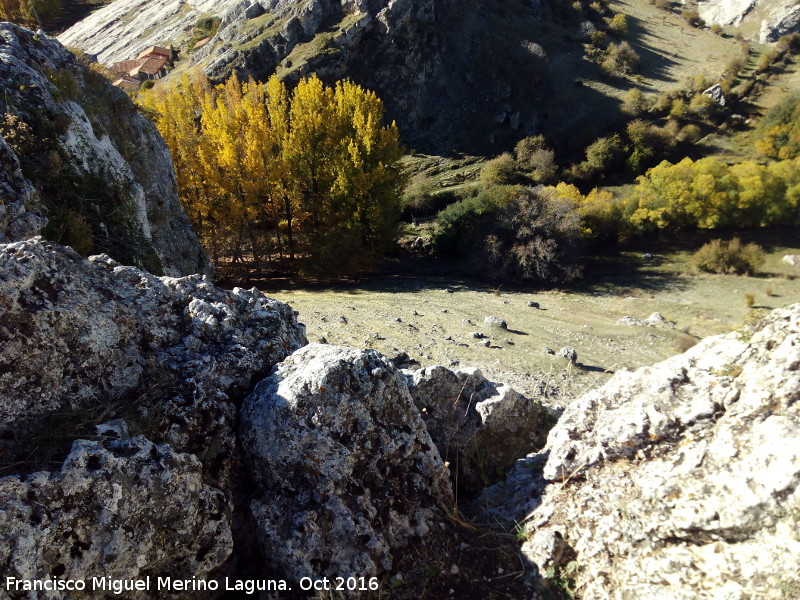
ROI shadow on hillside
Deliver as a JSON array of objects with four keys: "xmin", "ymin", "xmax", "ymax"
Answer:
[{"xmin": 624, "ymin": 14, "xmax": 682, "ymax": 87}]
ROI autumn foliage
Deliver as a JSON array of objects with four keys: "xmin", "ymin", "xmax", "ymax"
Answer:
[
  {"xmin": 0, "ymin": 0, "xmax": 61, "ymax": 28},
  {"xmin": 140, "ymin": 71, "xmax": 404, "ymax": 274}
]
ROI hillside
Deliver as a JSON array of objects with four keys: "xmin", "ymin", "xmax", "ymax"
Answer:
[{"xmin": 56, "ymin": 0, "xmax": 768, "ymax": 154}]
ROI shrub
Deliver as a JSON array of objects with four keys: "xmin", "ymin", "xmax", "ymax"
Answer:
[
  {"xmin": 689, "ymin": 93, "xmax": 719, "ymax": 118},
  {"xmin": 669, "ymin": 98, "xmax": 688, "ymax": 120},
  {"xmin": 515, "ymin": 135, "xmax": 548, "ymax": 164},
  {"xmin": 754, "ymin": 92, "xmax": 800, "ymax": 159},
  {"xmin": 580, "ymin": 134, "xmax": 625, "ymax": 176},
  {"xmin": 756, "ymin": 49, "xmax": 779, "ymax": 73},
  {"xmin": 588, "ymin": 30, "xmax": 607, "ymax": 47},
  {"xmin": 401, "ymin": 173, "xmax": 438, "ymax": 217},
  {"xmin": 601, "ymin": 41, "xmax": 640, "ymax": 76},
  {"xmin": 710, "ymin": 23, "xmax": 723, "ymax": 35},
  {"xmin": 483, "ymin": 187, "xmax": 584, "ymax": 282},
  {"xmin": 480, "ymin": 153, "xmax": 520, "ymax": 186},
  {"xmin": 692, "ymin": 238, "xmax": 765, "ymax": 275},
  {"xmin": 607, "ymin": 13, "xmax": 629, "ymax": 36},
  {"xmin": 621, "ymin": 88, "xmax": 648, "ymax": 116},
  {"xmin": 681, "ymin": 9, "xmax": 704, "ymax": 27},
  {"xmin": 433, "ymin": 186, "xmax": 518, "ymax": 254},
  {"xmin": 679, "ymin": 123, "xmax": 703, "ymax": 143},
  {"xmin": 744, "ymin": 293, "xmax": 755, "ymax": 307}
]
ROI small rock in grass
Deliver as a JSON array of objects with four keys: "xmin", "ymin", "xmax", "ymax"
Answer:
[
  {"xmin": 484, "ymin": 316, "xmax": 508, "ymax": 329},
  {"xmin": 558, "ymin": 346, "xmax": 578, "ymax": 362}
]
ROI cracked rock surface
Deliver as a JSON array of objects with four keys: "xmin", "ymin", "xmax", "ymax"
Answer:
[
  {"xmin": 517, "ymin": 305, "xmax": 800, "ymax": 599},
  {"xmin": 240, "ymin": 344, "xmax": 453, "ymax": 581}
]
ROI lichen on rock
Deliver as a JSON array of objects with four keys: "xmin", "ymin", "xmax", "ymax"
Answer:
[{"xmin": 240, "ymin": 344, "xmax": 453, "ymax": 581}]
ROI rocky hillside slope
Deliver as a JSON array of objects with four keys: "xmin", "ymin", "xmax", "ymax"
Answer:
[
  {"xmin": 0, "ymin": 23, "xmax": 208, "ymax": 275},
  {"xmin": 476, "ymin": 304, "xmax": 800, "ymax": 599},
  {"xmin": 696, "ymin": 0, "xmax": 800, "ymax": 42},
  {"xmin": 59, "ymin": 0, "xmax": 567, "ymax": 152}
]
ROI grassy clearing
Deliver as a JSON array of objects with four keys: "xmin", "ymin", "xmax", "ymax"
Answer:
[{"xmin": 259, "ymin": 230, "xmax": 800, "ymax": 408}]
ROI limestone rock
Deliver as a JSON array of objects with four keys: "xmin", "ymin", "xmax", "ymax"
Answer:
[
  {"xmin": 0, "ymin": 238, "xmax": 307, "ymax": 484},
  {"xmin": 524, "ymin": 305, "xmax": 800, "ymax": 599},
  {"xmin": 484, "ymin": 315, "xmax": 508, "ymax": 329},
  {"xmin": 695, "ymin": 0, "xmax": 800, "ymax": 42},
  {"xmin": 702, "ymin": 83, "xmax": 726, "ymax": 106},
  {"xmin": 240, "ymin": 344, "xmax": 452, "ymax": 580},
  {"xmin": 557, "ymin": 346, "xmax": 577, "ymax": 361},
  {"xmin": 404, "ymin": 364, "xmax": 551, "ymax": 492},
  {"xmin": 0, "ymin": 437, "xmax": 232, "ymax": 599},
  {"xmin": 760, "ymin": 0, "xmax": 800, "ymax": 42},
  {"xmin": 0, "ymin": 135, "xmax": 46, "ymax": 243},
  {"xmin": 1, "ymin": 23, "xmax": 208, "ymax": 275},
  {"xmin": 783, "ymin": 254, "xmax": 800, "ymax": 267}
]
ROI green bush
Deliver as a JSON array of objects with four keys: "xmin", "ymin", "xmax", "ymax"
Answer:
[
  {"xmin": 621, "ymin": 88, "xmax": 648, "ymax": 116},
  {"xmin": 433, "ymin": 186, "xmax": 518, "ymax": 254},
  {"xmin": 691, "ymin": 237, "xmax": 765, "ymax": 275},
  {"xmin": 607, "ymin": 13, "xmax": 629, "ymax": 36},
  {"xmin": 580, "ymin": 133, "xmax": 625, "ymax": 177},
  {"xmin": 480, "ymin": 153, "xmax": 520, "ymax": 186}
]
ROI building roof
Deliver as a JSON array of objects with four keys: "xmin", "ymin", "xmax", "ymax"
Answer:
[
  {"xmin": 137, "ymin": 45, "xmax": 172, "ymax": 60},
  {"xmin": 110, "ymin": 59, "xmax": 144, "ymax": 75},
  {"xmin": 113, "ymin": 77, "xmax": 140, "ymax": 93},
  {"xmin": 131, "ymin": 56, "xmax": 168, "ymax": 76}
]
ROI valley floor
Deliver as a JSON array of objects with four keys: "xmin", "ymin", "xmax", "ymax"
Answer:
[{"xmin": 255, "ymin": 230, "xmax": 800, "ymax": 408}]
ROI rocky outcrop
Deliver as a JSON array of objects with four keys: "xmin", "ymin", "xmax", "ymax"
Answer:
[
  {"xmin": 696, "ymin": 0, "xmax": 800, "ymax": 43},
  {"xmin": 0, "ymin": 135, "xmax": 46, "ymax": 243},
  {"xmin": 1, "ymin": 23, "xmax": 208, "ymax": 275},
  {"xmin": 59, "ymin": 0, "xmax": 552, "ymax": 153},
  {"xmin": 240, "ymin": 344, "xmax": 453, "ymax": 580},
  {"xmin": 0, "ymin": 438, "xmax": 232, "ymax": 599},
  {"xmin": 480, "ymin": 305, "xmax": 800, "ymax": 598},
  {"xmin": 0, "ymin": 238, "xmax": 307, "ymax": 482},
  {"xmin": 760, "ymin": 0, "xmax": 800, "ymax": 42},
  {"xmin": 404, "ymin": 365, "xmax": 552, "ymax": 493},
  {"xmin": 0, "ymin": 237, "xmax": 308, "ymax": 591}
]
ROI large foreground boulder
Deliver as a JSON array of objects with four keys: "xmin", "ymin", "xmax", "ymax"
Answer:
[
  {"xmin": 0, "ymin": 238, "xmax": 307, "ymax": 591},
  {"xmin": 0, "ymin": 438, "xmax": 232, "ymax": 599},
  {"xmin": 493, "ymin": 305, "xmax": 800, "ymax": 598},
  {"xmin": 0, "ymin": 239, "xmax": 306, "ymax": 476},
  {"xmin": 240, "ymin": 344, "xmax": 453, "ymax": 581}
]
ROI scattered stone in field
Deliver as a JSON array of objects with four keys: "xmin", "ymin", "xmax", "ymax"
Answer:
[
  {"xmin": 617, "ymin": 316, "xmax": 644, "ymax": 326},
  {"xmin": 783, "ymin": 254, "xmax": 800, "ymax": 268},
  {"xmin": 644, "ymin": 312, "xmax": 673, "ymax": 327},
  {"xmin": 484, "ymin": 316, "xmax": 508, "ymax": 329},
  {"xmin": 527, "ymin": 301, "xmax": 540, "ymax": 308},
  {"xmin": 470, "ymin": 332, "xmax": 487, "ymax": 339},
  {"xmin": 481, "ymin": 339, "xmax": 491, "ymax": 347},
  {"xmin": 642, "ymin": 252, "xmax": 654, "ymax": 262},
  {"xmin": 581, "ymin": 325, "xmax": 592, "ymax": 329},
  {"xmin": 368, "ymin": 332, "xmax": 384, "ymax": 340},
  {"xmin": 413, "ymin": 310, "xmax": 420, "ymax": 316},
  {"xmin": 558, "ymin": 346, "xmax": 578, "ymax": 362},
  {"xmin": 504, "ymin": 339, "xmax": 514, "ymax": 345},
  {"xmin": 407, "ymin": 324, "xmax": 419, "ymax": 332},
  {"xmin": 462, "ymin": 319, "xmax": 474, "ymax": 325},
  {"xmin": 444, "ymin": 336, "xmax": 454, "ymax": 342},
  {"xmin": 317, "ymin": 335, "xmax": 329, "ymax": 344},
  {"xmin": 503, "ymin": 300, "xmax": 510, "ymax": 305},
  {"xmin": 441, "ymin": 309, "xmax": 449, "ymax": 313},
  {"xmin": 389, "ymin": 352, "xmax": 418, "ymax": 368},
  {"xmin": 457, "ymin": 343, "xmax": 468, "ymax": 347},
  {"xmin": 394, "ymin": 317, "xmax": 403, "ymax": 322},
  {"xmin": 449, "ymin": 360, "xmax": 460, "ymax": 367},
  {"xmin": 543, "ymin": 346, "xmax": 555, "ymax": 355},
  {"xmin": 446, "ymin": 288, "xmax": 455, "ymax": 294},
  {"xmin": 338, "ymin": 315, "xmax": 348, "ymax": 324}
]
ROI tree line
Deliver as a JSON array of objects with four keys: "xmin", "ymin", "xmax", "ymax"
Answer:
[{"xmin": 140, "ymin": 71, "xmax": 404, "ymax": 274}]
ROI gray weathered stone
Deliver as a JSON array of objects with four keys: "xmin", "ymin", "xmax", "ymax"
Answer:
[
  {"xmin": 522, "ymin": 304, "xmax": 800, "ymax": 599},
  {"xmin": 240, "ymin": 344, "xmax": 452, "ymax": 580},
  {"xmin": 557, "ymin": 346, "xmax": 577, "ymax": 361},
  {"xmin": 404, "ymin": 364, "xmax": 551, "ymax": 492},
  {"xmin": 0, "ymin": 437, "xmax": 233, "ymax": 599},
  {"xmin": 484, "ymin": 315, "xmax": 508, "ymax": 329},
  {"xmin": 0, "ymin": 238, "xmax": 306, "ymax": 485}
]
